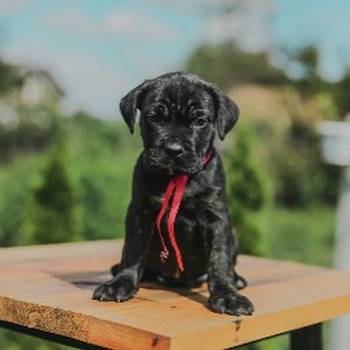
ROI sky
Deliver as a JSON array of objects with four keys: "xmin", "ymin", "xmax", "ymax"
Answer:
[{"xmin": 0, "ymin": 0, "xmax": 349, "ymax": 119}]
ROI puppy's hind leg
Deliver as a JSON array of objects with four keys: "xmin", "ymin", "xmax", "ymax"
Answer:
[{"xmin": 232, "ymin": 232, "xmax": 248, "ymax": 290}]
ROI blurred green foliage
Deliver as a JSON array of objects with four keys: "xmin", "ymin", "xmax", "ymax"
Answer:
[
  {"xmin": 0, "ymin": 114, "xmax": 140, "ymax": 247},
  {"xmin": 227, "ymin": 126, "xmax": 271, "ymax": 256},
  {"xmin": 334, "ymin": 71, "xmax": 350, "ymax": 117},
  {"xmin": 30, "ymin": 143, "xmax": 80, "ymax": 244},
  {"xmin": 186, "ymin": 43, "xmax": 350, "ymax": 119},
  {"xmin": 0, "ymin": 327, "xmax": 73, "ymax": 350},
  {"xmin": 271, "ymin": 117, "xmax": 341, "ymax": 207},
  {"xmin": 186, "ymin": 42, "xmax": 289, "ymax": 90},
  {"xmin": 0, "ymin": 59, "xmax": 23, "ymax": 95},
  {"xmin": 0, "ymin": 105, "xmax": 57, "ymax": 163}
]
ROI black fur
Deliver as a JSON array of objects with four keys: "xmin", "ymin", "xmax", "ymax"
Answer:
[{"xmin": 93, "ymin": 72, "xmax": 254, "ymax": 316}]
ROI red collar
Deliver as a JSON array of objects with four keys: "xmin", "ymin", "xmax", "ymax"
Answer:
[{"xmin": 155, "ymin": 150, "xmax": 212, "ymax": 271}]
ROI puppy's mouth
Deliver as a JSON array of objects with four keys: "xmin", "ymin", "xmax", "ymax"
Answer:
[{"xmin": 143, "ymin": 149, "xmax": 202, "ymax": 176}]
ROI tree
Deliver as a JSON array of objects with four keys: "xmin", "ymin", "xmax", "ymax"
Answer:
[
  {"xmin": 30, "ymin": 125, "xmax": 80, "ymax": 244},
  {"xmin": 0, "ymin": 59, "xmax": 22, "ymax": 95},
  {"xmin": 227, "ymin": 127, "xmax": 269, "ymax": 256},
  {"xmin": 290, "ymin": 45, "xmax": 327, "ymax": 97},
  {"xmin": 185, "ymin": 42, "xmax": 289, "ymax": 89},
  {"xmin": 334, "ymin": 70, "xmax": 350, "ymax": 118}
]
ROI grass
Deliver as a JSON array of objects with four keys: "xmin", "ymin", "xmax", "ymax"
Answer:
[{"xmin": 265, "ymin": 206, "xmax": 336, "ymax": 267}]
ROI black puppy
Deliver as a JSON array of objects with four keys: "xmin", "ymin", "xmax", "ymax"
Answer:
[{"xmin": 93, "ymin": 72, "xmax": 254, "ymax": 316}]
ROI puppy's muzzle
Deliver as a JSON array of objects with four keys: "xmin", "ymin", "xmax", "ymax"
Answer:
[
  {"xmin": 163, "ymin": 142, "xmax": 185, "ymax": 158},
  {"xmin": 143, "ymin": 146, "xmax": 201, "ymax": 175}
]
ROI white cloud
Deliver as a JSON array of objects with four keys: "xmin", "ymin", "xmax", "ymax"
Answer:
[
  {"xmin": 150, "ymin": 0, "xmax": 231, "ymax": 9},
  {"xmin": 45, "ymin": 12, "xmax": 96, "ymax": 34},
  {"xmin": 150, "ymin": 0, "xmax": 267, "ymax": 15},
  {"xmin": 3, "ymin": 41, "xmax": 129, "ymax": 118},
  {"xmin": 151, "ymin": 0, "xmax": 275, "ymax": 52},
  {"xmin": 204, "ymin": 0, "xmax": 275, "ymax": 52},
  {"xmin": 45, "ymin": 10, "xmax": 176, "ymax": 40},
  {"xmin": 3, "ymin": 7, "xmax": 182, "ymax": 118},
  {"xmin": 103, "ymin": 11, "xmax": 176, "ymax": 40},
  {"xmin": 0, "ymin": 0, "xmax": 32, "ymax": 13},
  {"xmin": 55, "ymin": 53, "xmax": 129, "ymax": 117}
]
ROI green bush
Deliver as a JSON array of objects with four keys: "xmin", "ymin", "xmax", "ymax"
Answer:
[
  {"xmin": 0, "ymin": 59, "xmax": 22, "ymax": 94},
  {"xmin": 226, "ymin": 127, "xmax": 271, "ymax": 256},
  {"xmin": 29, "ymin": 142, "xmax": 80, "ymax": 244},
  {"xmin": 0, "ymin": 154, "xmax": 45, "ymax": 246},
  {"xmin": 269, "ymin": 113, "xmax": 341, "ymax": 208}
]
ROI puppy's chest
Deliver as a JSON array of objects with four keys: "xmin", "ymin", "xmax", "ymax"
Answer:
[
  {"xmin": 147, "ymin": 184, "xmax": 210, "ymax": 251},
  {"xmin": 148, "ymin": 177, "xmax": 206, "ymax": 206},
  {"xmin": 148, "ymin": 193, "xmax": 205, "ymax": 240},
  {"xmin": 148, "ymin": 190, "xmax": 202, "ymax": 212}
]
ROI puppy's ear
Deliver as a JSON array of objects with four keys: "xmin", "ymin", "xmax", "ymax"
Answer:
[
  {"xmin": 210, "ymin": 86, "xmax": 239, "ymax": 141},
  {"xmin": 119, "ymin": 80, "xmax": 151, "ymax": 134}
]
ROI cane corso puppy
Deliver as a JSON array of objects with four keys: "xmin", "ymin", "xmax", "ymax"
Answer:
[{"xmin": 93, "ymin": 72, "xmax": 254, "ymax": 316}]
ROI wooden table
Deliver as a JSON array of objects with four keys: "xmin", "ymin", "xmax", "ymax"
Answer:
[{"xmin": 1, "ymin": 240, "xmax": 350, "ymax": 350}]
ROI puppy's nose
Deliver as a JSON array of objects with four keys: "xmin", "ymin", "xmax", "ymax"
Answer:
[{"xmin": 164, "ymin": 143, "xmax": 184, "ymax": 158}]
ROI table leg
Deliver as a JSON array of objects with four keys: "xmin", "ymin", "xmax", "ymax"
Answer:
[{"xmin": 290, "ymin": 323, "xmax": 323, "ymax": 350}]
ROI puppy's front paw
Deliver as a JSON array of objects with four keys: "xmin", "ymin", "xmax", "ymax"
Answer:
[
  {"xmin": 92, "ymin": 277, "xmax": 138, "ymax": 302},
  {"xmin": 208, "ymin": 291, "xmax": 254, "ymax": 316}
]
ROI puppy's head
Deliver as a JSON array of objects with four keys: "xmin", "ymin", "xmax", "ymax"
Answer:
[{"xmin": 120, "ymin": 72, "xmax": 239, "ymax": 175}]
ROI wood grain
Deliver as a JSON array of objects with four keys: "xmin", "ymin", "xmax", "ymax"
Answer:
[{"xmin": 0, "ymin": 240, "xmax": 350, "ymax": 350}]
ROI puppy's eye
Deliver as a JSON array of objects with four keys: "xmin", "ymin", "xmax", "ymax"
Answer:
[
  {"xmin": 192, "ymin": 118, "xmax": 208, "ymax": 128},
  {"xmin": 148, "ymin": 114, "xmax": 164, "ymax": 125},
  {"xmin": 156, "ymin": 105, "xmax": 166, "ymax": 115}
]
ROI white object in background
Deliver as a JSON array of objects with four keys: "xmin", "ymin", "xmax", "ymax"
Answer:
[
  {"xmin": 318, "ymin": 121, "xmax": 350, "ymax": 166},
  {"xmin": 330, "ymin": 167, "xmax": 350, "ymax": 350},
  {"xmin": 318, "ymin": 121, "xmax": 350, "ymax": 350}
]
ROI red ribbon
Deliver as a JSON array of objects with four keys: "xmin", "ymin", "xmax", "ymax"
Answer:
[{"xmin": 156, "ymin": 151, "xmax": 212, "ymax": 271}]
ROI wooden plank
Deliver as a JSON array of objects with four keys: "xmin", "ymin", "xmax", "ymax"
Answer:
[{"xmin": 0, "ymin": 240, "xmax": 350, "ymax": 350}]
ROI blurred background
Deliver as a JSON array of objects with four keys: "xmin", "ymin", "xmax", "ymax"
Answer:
[{"xmin": 1, "ymin": 0, "xmax": 350, "ymax": 349}]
